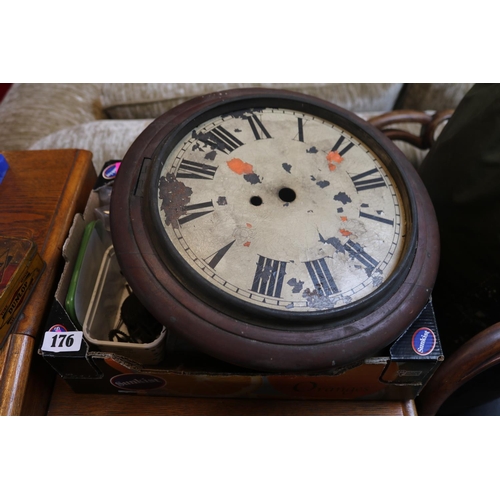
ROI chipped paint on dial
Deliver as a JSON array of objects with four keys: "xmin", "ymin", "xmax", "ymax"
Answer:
[{"xmin": 157, "ymin": 108, "xmax": 406, "ymax": 312}]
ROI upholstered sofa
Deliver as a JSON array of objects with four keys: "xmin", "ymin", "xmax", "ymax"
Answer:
[{"xmin": 0, "ymin": 83, "xmax": 473, "ymax": 173}]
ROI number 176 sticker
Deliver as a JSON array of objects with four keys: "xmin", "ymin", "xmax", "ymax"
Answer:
[{"xmin": 41, "ymin": 327, "xmax": 83, "ymax": 353}]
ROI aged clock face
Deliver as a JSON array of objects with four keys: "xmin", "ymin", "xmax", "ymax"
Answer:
[
  {"xmin": 154, "ymin": 108, "xmax": 406, "ymax": 317},
  {"xmin": 111, "ymin": 88, "xmax": 439, "ymax": 371}
]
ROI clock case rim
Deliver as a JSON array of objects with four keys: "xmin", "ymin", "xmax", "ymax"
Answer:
[
  {"xmin": 110, "ymin": 88, "xmax": 439, "ymax": 371},
  {"xmin": 143, "ymin": 93, "xmax": 416, "ymax": 327}
]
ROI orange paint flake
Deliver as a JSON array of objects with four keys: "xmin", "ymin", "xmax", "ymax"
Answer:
[
  {"xmin": 341, "ymin": 216, "xmax": 348, "ymax": 222},
  {"xmin": 246, "ymin": 223, "xmax": 253, "ymax": 228},
  {"xmin": 327, "ymin": 151, "xmax": 344, "ymax": 163},
  {"xmin": 326, "ymin": 150, "xmax": 344, "ymax": 171},
  {"xmin": 243, "ymin": 241, "xmax": 251, "ymax": 247},
  {"xmin": 340, "ymin": 229, "xmax": 352, "ymax": 237},
  {"xmin": 227, "ymin": 158, "xmax": 254, "ymax": 175}
]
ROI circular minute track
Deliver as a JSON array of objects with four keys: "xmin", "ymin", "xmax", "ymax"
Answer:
[{"xmin": 151, "ymin": 107, "xmax": 407, "ymax": 320}]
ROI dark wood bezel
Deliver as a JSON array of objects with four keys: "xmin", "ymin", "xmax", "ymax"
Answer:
[{"xmin": 110, "ymin": 88, "xmax": 440, "ymax": 371}]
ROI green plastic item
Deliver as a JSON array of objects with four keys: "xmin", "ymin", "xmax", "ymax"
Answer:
[{"xmin": 65, "ymin": 220, "xmax": 110, "ymax": 330}]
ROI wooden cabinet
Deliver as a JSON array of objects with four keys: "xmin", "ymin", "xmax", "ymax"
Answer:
[{"xmin": 0, "ymin": 149, "xmax": 96, "ymax": 415}]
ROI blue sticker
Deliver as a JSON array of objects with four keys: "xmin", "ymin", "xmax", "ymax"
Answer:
[
  {"xmin": 48, "ymin": 324, "xmax": 68, "ymax": 333},
  {"xmin": 0, "ymin": 154, "xmax": 9, "ymax": 184},
  {"xmin": 102, "ymin": 161, "xmax": 121, "ymax": 180},
  {"xmin": 412, "ymin": 327, "xmax": 436, "ymax": 356}
]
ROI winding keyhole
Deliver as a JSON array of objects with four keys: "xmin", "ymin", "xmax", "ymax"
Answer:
[
  {"xmin": 279, "ymin": 187, "xmax": 296, "ymax": 203},
  {"xmin": 250, "ymin": 196, "xmax": 263, "ymax": 206}
]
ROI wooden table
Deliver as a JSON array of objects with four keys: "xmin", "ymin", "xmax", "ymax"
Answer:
[
  {"xmin": 0, "ymin": 149, "xmax": 96, "ymax": 415},
  {"xmin": 46, "ymin": 376, "xmax": 416, "ymax": 415},
  {"xmin": 0, "ymin": 149, "xmax": 417, "ymax": 416}
]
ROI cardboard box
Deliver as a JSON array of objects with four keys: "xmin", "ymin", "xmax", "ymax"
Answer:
[
  {"xmin": 43, "ymin": 253, "xmax": 444, "ymax": 401},
  {"xmin": 39, "ymin": 162, "xmax": 444, "ymax": 401},
  {"xmin": 41, "ymin": 295, "xmax": 443, "ymax": 400}
]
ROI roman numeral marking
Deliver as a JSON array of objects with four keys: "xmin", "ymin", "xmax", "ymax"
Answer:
[
  {"xmin": 205, "ymin": 240, "xmax": 235, "ymax": 269},
  {"xmin": 305, "ymin": 258, "xmax": 339, "ymax": 296},
  {"xmin": 344, "ymin": 239, "xmax": 379, "ymax": 274},
  {"xmin": 359, "ymin": 211, "xmax": 394, "ymax": 226},
  {"xmin": 247, "ymin": 114, "xmax": 271, "ymax": 140},
  {"xmin": 177, "ymin": 160, "xmax": 217, "ymax": 180},
  {"xmin": 350, "ymin": 168, "xmax": 386, "ymax": 192},
  {"xmin": 331, "ymin": 135, "xmax": 355, "ymax": 157},
  {"xmin": 201, "ymin": 126, "xmax": 244, "ymax": 154},
  {"xmin": 297, "ymin": 117, "xmax": 304, "ymax": 142},
  {"xmin": 251, "ymin": 255, "xmax": 287, "ymax": 298},
  {"xmin": 178, "ymin": 201, "xmax": 214, "ymax": 225}
]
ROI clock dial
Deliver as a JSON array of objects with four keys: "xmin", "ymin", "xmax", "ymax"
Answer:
[{"xmin": 154, "ymin": 108, "xmax": 406, "ymax": 315}]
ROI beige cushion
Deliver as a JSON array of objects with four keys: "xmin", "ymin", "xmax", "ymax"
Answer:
[
  {"xmin": 29, "ymin": 119, "xmax": 154, "ymax": 174},
  {"xmin": 0, "ymin": 83, "xmax": 105, "ymax": 151},
  {"xmin": 399, "ymin": 83, "xmax": 473, "ymax": 110},
  {"xmin": 100, "ymin": 83, "xmax": 405, "ymax": 119},
  {"xmin": 28, "ymin": 111, "xmax": 433, "ymax": 175}
]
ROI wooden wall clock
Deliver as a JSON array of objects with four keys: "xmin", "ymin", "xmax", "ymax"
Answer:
[{"xmin": 110, "ymin": 88, "xmax": 439, "ymax": 371}]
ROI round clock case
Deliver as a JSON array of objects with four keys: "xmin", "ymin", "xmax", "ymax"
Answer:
[{"xmin": 110, "ymin": 88, "xmax": 439, "ymax": 371}]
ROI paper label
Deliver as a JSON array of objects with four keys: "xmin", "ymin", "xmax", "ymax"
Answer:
[{"xmin": 41, "ymin": 330, "xmax": 83, "ymax": 353}]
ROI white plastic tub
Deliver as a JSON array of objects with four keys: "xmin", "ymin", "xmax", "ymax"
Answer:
[{"xmin": 82, "ymin": 245, "xmax": 166, "ymax": 365}]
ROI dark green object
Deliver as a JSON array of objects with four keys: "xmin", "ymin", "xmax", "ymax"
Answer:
[
  {"xmin": 65, "ymin": 220, "xmax": 98, "ymax": 329},
  {"xmin": 419, "ymin": 84, "xmax": 500, "ymax": 354}
]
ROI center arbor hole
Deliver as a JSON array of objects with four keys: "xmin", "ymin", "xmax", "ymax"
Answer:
[
  {"xmin": 250, "ymin": 196, "xmax": 263, "ymax": 206},
  {"xmin": 279, "ymin": 187, "xmax": 296, "ymax": 203}
]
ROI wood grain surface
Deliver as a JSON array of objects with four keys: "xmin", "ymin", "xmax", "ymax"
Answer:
[{"xmin": 48, "ymin": 377, "xmax": 417, "ymax": 416}]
